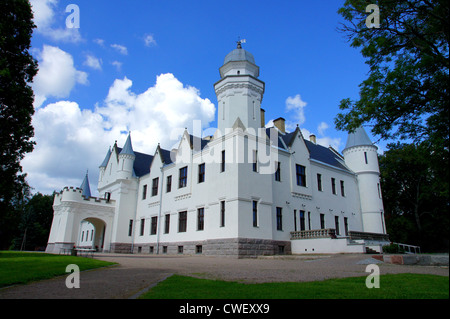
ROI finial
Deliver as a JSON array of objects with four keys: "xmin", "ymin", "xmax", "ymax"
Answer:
[{"xmin": 236, "ymin": 37, "xmax": 246, "ymax": 49}]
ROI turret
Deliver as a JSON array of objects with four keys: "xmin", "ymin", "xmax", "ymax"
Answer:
[
  {"xmin": 214, "ymin": 40, "xmax": 265, "ymax": 133},
  {"xmin": 80, "ymin": 171, "xmax": 92, "ymax": 198},
  {"xmin": 343, "ymin": 127, "xmax": 386, "ymax": 234},
  {"xmin": 117, "ymin": 132, "xmax": 135, "ymax": 180}
]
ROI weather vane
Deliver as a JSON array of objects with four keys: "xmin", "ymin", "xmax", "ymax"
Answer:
[{"xmin": 236, "ymin": 36, "xmax": 246, "ymax": 49}]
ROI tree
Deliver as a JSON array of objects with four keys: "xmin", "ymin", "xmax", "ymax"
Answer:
[
  {"xmin": 335, "ymin": 0, "xmax": 449, "ymax": 147},
  {"xmin": 0, "ymin": 0, "xmax": 38, "ymax": 249},
  {"xmin": 379, "ymin": 142, "xmax": 449, "ymax": 252}
]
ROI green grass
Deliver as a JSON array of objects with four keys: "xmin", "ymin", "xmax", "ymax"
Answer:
[
  {"xmin": 0, "ymin": 251, "xmax": 115, "ymax": 288},
  {"xmin": 140, "ymin": 274, "xmax": 449, "ymax": 299}
]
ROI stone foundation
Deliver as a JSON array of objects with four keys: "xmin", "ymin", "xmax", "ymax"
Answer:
[
  {"xmin": 131, "ymin": 238, "xmax": 291, "ymax": 258},
  {"xmin": 110, "ymin": 242, "xmax": 133, "ymax": 253}
]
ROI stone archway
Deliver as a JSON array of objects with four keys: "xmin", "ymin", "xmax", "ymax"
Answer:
[{"xmin": 78, "ymin": 217, "xmax": 107, "ymax": 251}]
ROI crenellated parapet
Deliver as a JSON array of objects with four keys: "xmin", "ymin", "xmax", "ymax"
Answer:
[{"xmin": 54, "ymin": 186, "xmax": 115, "ymax": 207}]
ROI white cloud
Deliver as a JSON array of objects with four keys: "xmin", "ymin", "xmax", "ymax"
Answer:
[
  {"xmin": 93, "ymin": 38, "xmax": 105, "ymax": 47},
  {"xmin": 111, "ymin": 44, "xmax": 128, "ymax": 55},
  {"xmin": 144, "ymin": 34, "xmax": 157, "ymax": 47},
  {"xmin": 317, "ymin": 121, "xmax": 329, "ymax": 136},
  {"xmin": 111, "ymin": 61, "xmax": 122, "ymax": 71},
  {"xmin": 30, "ymin": 0, "xmax": 82, "ymax": 43},
  {"xmin": 285, "ymin": 94, "xmax": 307, "ymax": 131},
  {"xmin": 84, "ymin": 54, "xmax": 102, "ymax": 70},
  {"xmin": 32, "ymin": 45, "xmax": 88, "ymax": 108},
  {"xmin": 23, "ymin": 73, "xmax": 216, "ymax": 195}
]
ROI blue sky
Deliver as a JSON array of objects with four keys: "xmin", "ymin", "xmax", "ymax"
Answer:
[{"xmin": 23, "ymin": 0, "xmax": 378, "ymax": 195}]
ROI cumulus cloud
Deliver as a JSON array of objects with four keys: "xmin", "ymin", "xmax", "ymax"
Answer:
[
  {"xmin": 84, "ymin": 54, "xmax": 102, "ymax": 70},
  {"xmin": 32, "ymin": 45, "xmax": 88, "ymax": 108},
  {"xmin": 111, "ymin": 44, "xmax": 128, "ymax": 55},
  {"xmin": 30, "ymin": 0, "xmax": 82, "ymax": 43},
  {"xmin": 285, "ymin": 94, "xmax": 307, "ymax": 131},
  {"xmin": 23, "ymin": 73, "xmax": 216, "ymax": 195},
  {"xmin": 144, "ymin": 34, "xmax": 157, "ymax": 47}
]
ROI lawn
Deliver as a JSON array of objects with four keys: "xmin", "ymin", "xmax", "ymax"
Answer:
[
  {"xmin": 0, "ymin": 251, "xmax": 115, "ymax": 288},
  {"xmin": 140, "ymin": 274, "xmax": 449, "ymax": 299}
]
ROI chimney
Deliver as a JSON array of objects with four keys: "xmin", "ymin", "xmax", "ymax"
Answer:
[
  {"xmin": 273, "ymin": 117, "xmax": 285, "ymax": 134},
  {"xmin": 260, "ymin": 108, "xmax": 265, "ymax": 128},
  {"xmin": 309, "ymin": 134, "xmax": 316, "ymax": 144}
]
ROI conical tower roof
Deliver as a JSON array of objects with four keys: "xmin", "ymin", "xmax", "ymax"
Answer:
[
  {"xmin": 119, "ymin": 132, "xmax": 135, "ymax": 156},
  {"xmin": 344, "ymin": 127, "xmax": 373, "ymax": 150},
  {"xmin": 80, "ymin": 172, "xmax": 91, "ymax": 198}
]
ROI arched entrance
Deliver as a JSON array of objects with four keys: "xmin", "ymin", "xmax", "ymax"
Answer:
[{"xmin": 77, "ymin": 217, "xmax": 107, "ymax": 251}]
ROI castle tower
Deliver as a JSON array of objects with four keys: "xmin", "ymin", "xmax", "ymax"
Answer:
[
  {"xmin": 343, "ymin": 127, "xmax": 386, "ymax": 234},
  {"xmin": 214, "ymin": 40, "xmax": 265, "ymax": 133},
  {"xmin": 80, "ymin": 171, "xmax": 91, "ymax": 198},
  {"xmin": 117, "ymin": 132, "xmax": 135, "ymax": 180}
]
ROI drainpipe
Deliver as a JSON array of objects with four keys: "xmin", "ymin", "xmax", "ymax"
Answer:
[{"xmin": 156, "ymin": 165, "xmax": 164, "ymax": 254}]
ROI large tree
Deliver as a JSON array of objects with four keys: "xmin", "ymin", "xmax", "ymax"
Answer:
[
  {"xmin": 0, "ymin": 0, "xmax": 38, "ymax": 249},
  {"xmin": 335, "ymin": 0, "xmax": 448, "ymax": 146}
]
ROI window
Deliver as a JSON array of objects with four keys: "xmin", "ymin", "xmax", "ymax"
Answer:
[
  {"xmin": 300, "ymin": 210, "xmax": 306, "ymax": 231},
  {"xmin": 364, "ymin": 152, "xmax": 368, "ymax": 164},
  {"xmin": 128, "ymin": 219, "xmax": 133, "ymax": 236},
  {"xmin": 344, "ymin": 217, "xmax": 349, "ymax": 236},
  {"xmin": 162, "ymin": 246, "xmax": 168, "ymax": 254},
  {"xmin": 308, "ymin": 211, "xmax": 311, "ymax": 230},
  {"xmin": 317, "ymin": 174, "xmax": 322, "ymax": 191},
  {"xmin": 105, "ymin": 192, "xmax": 111, "ymax": 202},
  {"xmin": 164, "ymin": 214, "xmax": 170, "ymax": 234},
  {"xmin": 178, "ymin": 246, "xmax": 184, "ymax": 254},
  {"xmin": 179, "ymin": 166, "xmax": 188, "ymax": 188},
  {"xmin": 152, "ymin": 177, "xmax": 159, "ymax": 196},
  {"xmin": 296, "ymin": 164, "xmax": 306, "ymax": 187},
  {"xmin": 221, "ymin": 150, "xmax": 225, "ymax": 172},
  {"xmin": 178, "ymin": 211, "xmax": 187, "ymax": 232},
  {"xmin": 276, "ymin": 207, "xmax": 283, "ymax": 231},
  {"xmin": 335, "ymin": 216, "xmax": 340, "ymax": 235},
  {"xmin": 197, "ymin": 207, "xmax": 204, "ymax": 231},
  {"xmin": 140, "ymin": 218, "xmax": 145, "ymax": 236},
  {"xmin": 252, "ymin": 150, "xmax": 258, "ymax": 172},
  {"xmin": 331, "ymin": 178, "xmax": 336, "ymax": 195},
  {"xmin": 275, "ymin": 162, "xmax": 281, "ymax": 181},
  {"xmin": 377, "ymin": 183, "xmax": 381, "ymax": 198},
  {"xmin": 320, "ymin": 214, "xmax": 325, "ymax": 229},
  {"xmin": 340, "ymin": 180, "xmax": 345, "ymax": 197},
  {"xmin": 151, "ymin": 216, "xmax": 157, "ymax": 235},
  {"xmin": 196, "ymin": 245, "xmax": 203, "ymax": 254},
  {"xmin": 253, "ymin": 201, "xmax": 258, "ymax": 227},
  {"xmin": 220, "ymin": 200, "xmax": 225, "ymax": 227},
  {"xmin": 294, "ymin": 209, "xmax": 297, "ymax": 231},
  {"xmin": 142, "ymin": 184, "xmax": 147, "ymax": 200},
  {"xmin": 166, "ymin": 175, "xmax": 172, "ymax": 193},
  {"xmin": 198, "ymin": 163, "xmax": 205, "ymax": 183}
]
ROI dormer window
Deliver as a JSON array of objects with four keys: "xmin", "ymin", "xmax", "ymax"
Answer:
[{"xmin": 237, "ymin": 70, "xmax": 240, "ymax": 75}]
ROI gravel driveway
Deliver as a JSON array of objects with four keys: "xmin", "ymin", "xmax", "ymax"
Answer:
[{"xmin": 0, "ymin": 253, "xmax": 448, "ymax": 299}]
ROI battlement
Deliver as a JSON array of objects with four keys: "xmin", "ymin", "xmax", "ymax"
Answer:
[{"xmin": 54, "ymin": 186, "xmax": 115, "ymax": 206}]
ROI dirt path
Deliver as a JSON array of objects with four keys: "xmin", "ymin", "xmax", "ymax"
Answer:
[{"xmin": 0, "ymin": 254, "xmax": 448, "ymax": 299}]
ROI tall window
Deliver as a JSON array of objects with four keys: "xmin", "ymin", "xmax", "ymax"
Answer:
[
  {"xmin": 320, "ymin": 214, "xmax": 325, "ymax": 229},
  {"xmin": 275, "ymin": 162, "xmax": 281, "ymax": 181},
  {"xmin": 340, "ymin": 180, "xmax": 345, "ymax": 197},
  {"xmin": 317, "ymin": 174, "xmax": 322, "ymax": 191},
  {"xmin": 164, "ymin": 214, "xmax": 170, "ymax": 234},
  {"xmin": 128, "ymin": 220, "xmax": 133, "ymax": 236},
  {"xmin": 299, "ymin": 210, "xmax": 306, "ymax": 231},
  {"xmin": 331, "ymin": 178, "xmax": 336, "ymax": 195},
  {"xmin": 344, "ymin": 217, "xmax": 349, "ymax": 236},
  {"xmin": 151, "ymin": 216, "xmax": 158, "ymax": 235},
  {"xmin": 220, "ymin": 200, "xmax": 225, "ymax": 227},
  {"xmin": 276, "ymin": 207, "xmax": 283, "ymax": 231},
  {"xmin": 198, "ymin": 163, "xmax": 205, "ymax": 183},
  {"xmin": 166, "ymin": 175, "xmax": 172, "ymax": 193},
  {"xmin": 178, "ymin": 211, "xmax": 187, "ymax": 232},
  {"xmin": 364, "ymin": 152, "xmax": 368, "ymax": 164},
  {"xmin": 179, "ymin": 166, "xmax": 188, "ymax": 188},
  {"xmin": 294, "ymin": 209, "xmax": 297, "ymax": 231},
  {"xmin": 142, "ymin": 184, "xmax": 147, "ymax": 200},
  {"xmin": 221, "ymin": 150, "xmax": 225, "ymax": 172},
  {"xmin": 296, "ymin": 164, "xmax": 306, "ymax": 187},
  {"xmin": 152, "ymin": 177, "xmax": 159, "ymax": 196},
  {"xmin": 140, "ymin": 218, "xmax": 145, "ymax": 236},
  {"xmin": 335, "ymin": 216, "xmax": 340, "ymax": 235},
  {"xmin": 197, "ymin": 208, "xmax": 204, "ymax": 231},
  {"xmin": 252, "ymin": 150, "xmax": 258, "ymax": 172},
  {"xmin": 252, "ymin": 201, "xmax": 258, "ymax": 227}
]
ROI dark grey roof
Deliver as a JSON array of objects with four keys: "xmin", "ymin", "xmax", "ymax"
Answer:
[
  {"xmin": 117, "ymin": 147, "xmax": 153, "ymax": 177},
  {"xmin": 304, "ymin": 140, "xmax": 349, "ymax": 172},
  {"xmin": 120, "ymin": 133, "xmax": 135, "ymax": 156},
  {"xmin": 99, "ymin": 147, "xmax": 111, "ymax": 168},
  {"xmin": 344, "ymin": 127, "xmax": 373, "ymax": 150},
  {"xmin": 80, "ymin": 173, "xmax": 91, "ymax": 198},
  {"xmin": 189, "ymin": 134, "xmax": 210, "ymax": 152}
]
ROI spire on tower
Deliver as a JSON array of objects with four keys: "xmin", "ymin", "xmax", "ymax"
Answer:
[{"xmin": 80, "ymin": 171, "xmax": 91, "ymax": 198}]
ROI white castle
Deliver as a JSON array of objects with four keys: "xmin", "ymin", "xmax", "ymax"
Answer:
[{"xmin": 46, "ymin": 42, "xmax": 389, "ymax": 257}]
